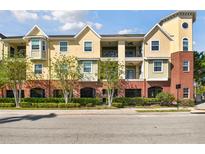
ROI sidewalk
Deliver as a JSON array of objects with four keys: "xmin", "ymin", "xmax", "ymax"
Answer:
[
  {"xmin": 0, "ymin": 107, "xmax": 193, "ymax": 116},
  {"xmin": 191, "ymin": 102, "xmax": 205, "ymax": 114},
  {"xmin": 0, "ymin": 108, "xmax": 137, "ymax": 115}
]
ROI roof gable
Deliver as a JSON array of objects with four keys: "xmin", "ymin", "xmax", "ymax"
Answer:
[
  {"xmin": 144, "ymin": 24, "xmax": 173, "ymax": 42},
  {"xmin": 74, "ymin": 25, "xmax": 101, "ymax": 39},
  {"xmin": 24, "ymin": 25, "xmax": 48, "ymax": 38}
]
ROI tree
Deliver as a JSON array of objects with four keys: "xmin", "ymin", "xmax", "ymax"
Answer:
[
  {"xmin": 98, "ymin": 60, "xmax": 124, "ymax": 106},
  {"xmin": 0, "ymin": 54, "xmax": 31, "ymax": 108},
  {"xmin": 194, "ymin": 51, "xmax": 205, "ymax": 84},
  {"xmin": 52, "ymin": 55, "xmax": 82, "ymax": 103}
]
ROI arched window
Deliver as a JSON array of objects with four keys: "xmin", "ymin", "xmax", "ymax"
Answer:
[
  {"xmin": 80, "ymin": 87, "xmax": 96, "ymax": 98},
  {"xmin": 148, "ymin": 86, "xmax": 163, "ymax": 98},
  {"xmin": 183, "ymin": 38, "xmax": 189, "ymax": 51}
]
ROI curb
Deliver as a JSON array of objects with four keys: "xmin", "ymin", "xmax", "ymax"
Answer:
[{"xmin": 190, "ymin": 109, "xmax": 205, "ymax": 114}]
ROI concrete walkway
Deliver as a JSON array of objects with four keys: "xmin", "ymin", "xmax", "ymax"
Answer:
[
  {"xmin": 191, "ymin": 102, "xmax": 205, "ymax": 114},
  {"xmin": 0, "ymin": 107, "xmax": 193, "ymax": 116}
]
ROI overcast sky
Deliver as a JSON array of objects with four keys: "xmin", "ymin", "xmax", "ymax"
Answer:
[{"xmin": 0, "ymin": 10, "xmax": 204, "ymax": 51}]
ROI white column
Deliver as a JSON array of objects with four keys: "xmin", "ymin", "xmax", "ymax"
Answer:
[{"xmin": 118, "ymin": 40, "xmax": 125, "ymax": 79}]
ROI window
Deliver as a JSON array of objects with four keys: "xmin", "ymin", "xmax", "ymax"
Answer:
[
  {"xmin": 30, "ymin": 88, "xmax": 45, "ymax": 98},
  {"xmin": 183, "ymin": 38, "xmax": 189, "ymax": 51},
  {"xmin": 6, "ymin": 90, "xmax": 24, "ymax": 98},
  {"xmin": 153, "ymin": 60, "xmax": 162, "ymax": 72},
  {"xmin": 84, "ymin": 41, "xmax": 92, "ymax": 52},
  {"xmin": 182, "ymin": 22, "xmax": 188, "ymax": 29},
  {"xmin": 83, "ymin": 61, "xmax": 92, "ymax": 73},
  {"xmin": 53, "ymin": 89, "xmax": 63, "ymax": 98},
  {"xmin": 42, "ymin": 41, "xmax": 46, "ymax": 51},
  {"xmin": 126, "ymin": 68, "xmax": 136, "ymax": 79},
  {"xmin": 125, "ymin": 89, "xmax": 141, "ymax": 97},
  {"xmin": 31, "ymin": 39, "xmax": 40, "ymax": 50},
  {"xmin": 60, "ymin": 41, "xmax": 68, "ymax": 52},
  {"xmin": 34, "ymin": 64, "xmax": 43, "ymax": 74},
  {"xmin": 151, "ymin": 41, "xmax": 159, "ymax": 51},
  {"xmin": 183, "ymin": 88, "xmax": 189, "ymax": 98},
  {"xmin": 183, "ymin": 61, "xmax": 189, "ymax": 72}
]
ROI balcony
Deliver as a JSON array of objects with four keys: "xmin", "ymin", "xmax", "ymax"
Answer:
[
  {"xmin": 125, "ymin": 42, "xmax": 143, "ymax": 61},
  {"xmin": 101, "ymin": 42, "xmax": 118, "ymax": 61},
  {"xmin": 125, "ymin": 62, "xmax": 143, "ymax": 81},
  {"xmin": 9, "ymin": 46, "xmax": 26, "ymax": 58}
]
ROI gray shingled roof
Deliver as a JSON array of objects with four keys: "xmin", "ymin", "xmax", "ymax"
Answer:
[{"xmin": 100, "ymin": 34, "xmax": 145, "ymax": 37}]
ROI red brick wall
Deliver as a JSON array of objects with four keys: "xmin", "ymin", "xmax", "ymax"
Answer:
[{"xmin": 170, "ymin": 51, "xmax": 194, "ymax": 99}]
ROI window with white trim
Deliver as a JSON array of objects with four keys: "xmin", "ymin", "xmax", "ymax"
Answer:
[
  {"xmin": 151, "ymin": 41, "xmax": 159, "ymax": 51},
  {"xmin": 183, "ymin": 60, "xmax": 189, "ymax": 72},
  {"xmin": 31, "ymin": 39, "xmax": 40, "ymax": 50},
  {"xmin": 183, "ymin": 88, "xmax": 189, "ymax": 98},
  {"xmin": 153, "ymin": 61, "xmax": 162, "ymax": 72},
  {"xmin": 34, "ymin": 64, "xmax": 43, "ymax": 74},
  {"xmin": 83, "ymin": 61, "xmax": 92, "ymax": 73},
  {"xmin": 183, "ymin": 38, "xmax": 189, "ymax": 51},
  {"xmin": 84, "ymin": 41, "xmax": 92, "ymax": 52},
  {"xmin": 60, "ymin": 41, "xmax": 68, "ymax": 52}
]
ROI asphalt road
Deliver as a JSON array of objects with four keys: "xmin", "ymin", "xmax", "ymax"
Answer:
[{"xmin": 0, "ymin": 112, "xmax": 205, "ymax": 143}]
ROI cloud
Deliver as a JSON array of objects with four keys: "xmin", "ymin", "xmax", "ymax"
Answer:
[
  {"xmin": 11, "ymin": 11, "xmax": 38, "ymax": 22},
  {"xmin": 118, "ymin": 28, "xmax": 136, "ymax": 34},
  {"xmin": 118, "ymin": 27, "xmax": 143, "ymax": 34},
  {"xmin": 42, "ymin": 11, "xmax": 103, "ymax": 32}
]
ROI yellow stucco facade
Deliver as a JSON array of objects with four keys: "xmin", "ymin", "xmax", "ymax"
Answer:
[{"xmin": 0, "ymin": 11, "xmax": 196, "ymax": 82}]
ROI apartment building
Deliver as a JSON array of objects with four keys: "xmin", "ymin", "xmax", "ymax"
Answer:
[{"xmin": 0, "ymin": 11, "xmax": 195, "ymax": 100}]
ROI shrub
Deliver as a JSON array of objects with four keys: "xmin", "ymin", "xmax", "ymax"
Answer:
[
  {"xmin": 20, "ymin": 102, "xmax": 32, "ymax": 108},
  {"xmin": 32, "ymin": 103, "xmax": 58, "ymax": 108},
  {"xmin": 0, "ymin": 98, "xmax": 15, "ymax": 103},
  {"xmin": 179, "ymin": 99, "xmax": 195, "ymax": 107},
  {"xmin": 58, "ymin": 103, "xmax": 67, "ymax": 108},
  {"xmin": 0, "ymin": 103, "xmax": 15, "ymax": 107},
  {"xmin": 113, "ymin": 97, "xmax": 135, "ymax": 106},
  {"xmin": 23, "ymin": 98, "xmax": 64, "ymax": 103},
  {"xmin": 112, "ymin": 102, "xmax": 124, "ymax": 108},
  {"xmin": 72, "ymin": 98, "xmax": 100, "ymax": 106},
  {"xmin": 143, "ymin": 98, "xmax": 160, "ymax": 106},
  {"xmin": 86, "ymin": 103, "xmax": 94, "ymax": 107},
  {"xmin": 67, "ymin": 103, "xmax": 80, "ymax": 108},
  {"xmin": 156, "ymin": 92, "xmax": 175, "ymax": 106},
  {"xmin": 135, "ymin": 97, "xmax": 145, "ymax": 106}
]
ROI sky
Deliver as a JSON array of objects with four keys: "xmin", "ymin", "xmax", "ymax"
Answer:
[{"xmin": 0, "ymin": 10, "xmax": 204, "ymax": 51}]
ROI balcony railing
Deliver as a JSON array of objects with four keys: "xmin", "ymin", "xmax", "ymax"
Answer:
[{"xmin": 30, "ymin": 49, "xmax": 46, "ymax": 60}]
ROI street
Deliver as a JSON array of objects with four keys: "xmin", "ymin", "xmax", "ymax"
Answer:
[{"xmin": 0, "ymin": 111, "xmax": 205, "ymax": 143}]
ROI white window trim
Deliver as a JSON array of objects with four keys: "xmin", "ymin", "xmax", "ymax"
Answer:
[
  {"xmin": 59, "ymin": 41, "xmax": 68, "ymax": 52},
  {"xmin": 153, "ymin": 60, "xmax": 163, "ymax": 73},
  {"xmin": 182, "ymin": 37, "xmax": 189, "ymax": 51},
  {"xmin": 150, "ymin": 40, "xmax": 160, "ymax": 52},
  {"xmin": 31, "ymin": 39, "xmax": 40, "ymax": 50},
  {"xmin": 183, "ymin": 88, "xmax": 190, "ymax": 99},
  {"xmin": 34, "ymin": 64, "xmax": 43, "ymax": 74},
  {"xmin": 83, "ymin": 61, "xmax": 92, "ymax": 73},
  {"xmin": 83, "ymin": 40, "xmax": 93, "ymax": 52},
  {"xmin": 183, "ymin": 60, "xmax": 190, "ymax": 72}
]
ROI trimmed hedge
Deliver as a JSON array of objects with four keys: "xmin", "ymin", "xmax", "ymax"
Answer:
[
  {"xmin": 179, "ymin": 99, "xmax": 195, "ymax": 107},
  {"xmin": 113, "ymin": 97, "xmax": 160, "ymax": 106},
  {"xmin": 112, "ymin": 102, "xmax": 124, "ymax": 108},
  {"xmin": 0, "ymin": 103, "xmax": 15, "ymax": 107}
]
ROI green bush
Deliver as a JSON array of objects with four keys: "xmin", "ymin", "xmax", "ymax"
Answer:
[
  {"xmin": 72, "ymin": 98, "xmax": 100, "ymax": 106},
  {"xmin": 143, "ymin": 98, "xmax": 160, "ymax": 106},
  {"xmin": 23, "ymin": 98, "xmax": 64, "ymax": 103},
  {"xmin": 86, "ymin": 103, "xmax": 94, "ymax": 107},
  {"xmin": 135, "ymin": 97, "xmax": 145, "ymax": 106},
  {"xmin": 113, "ymin": 97, "xmax": 135, "ymax": 106},
  {"xmin": 67, "ymin": 103, "xmax": 80, "ymax": 108},
  {"xmin": 0, "ymin": 103, "xmax": 15, "ymax": 107},
  {"xmin": 112, "ymin": 102, "xmax": 124, "ymax": 108},
  {"xmin": 58, "ymin": 103, "xmax": 67, "ymax": 108},
  {"xmin": 20, "ymin": 102, "xmax": 32, "ymax": 108},
  {"xmin": 179, "ymin": 99, "xmax": 195, "ymax": 107},
  {"xmin": 156, "ymin": 92, "xmax": 175, "ymax": 106},
  {"xmin": 0, "ymin": 98, "xmax": 15, "ymax": 103},
  {"xmin": 31, "ymin": 103, "xmax": 58, "ymax": 108}
]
